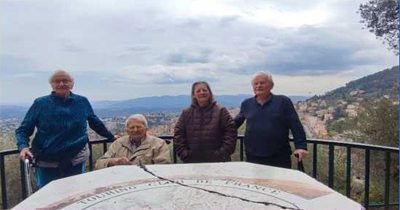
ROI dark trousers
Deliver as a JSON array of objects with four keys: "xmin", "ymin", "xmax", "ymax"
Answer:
[{"xmin": 246, "ymin": 152, "xmax": 292, "ymax": 169}]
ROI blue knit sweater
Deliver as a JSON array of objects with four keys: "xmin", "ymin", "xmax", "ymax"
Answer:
[
  {"xmin": 234, "ymin": 94, "xmax": 307, "ymax": 157},
  {"xmin": 15, "ymin": 92, "xmax": 114, "ymax": 161}
]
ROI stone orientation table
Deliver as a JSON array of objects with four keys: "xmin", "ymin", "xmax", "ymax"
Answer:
[{"xmin": 13, "ymin": 162, "xmax": 364, "ymax": 210}]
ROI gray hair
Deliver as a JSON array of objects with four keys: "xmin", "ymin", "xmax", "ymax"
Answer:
[
  {"xmin": 49, "ymin": 70, "xmax": 75, "ymax": 84},
  {"xmin": 251, "ymin": 71, "xmax": 274, "ymax": 86},
  {"xmin": 125, "ymin": 114, "xmax": 148, "ymax": 128}
]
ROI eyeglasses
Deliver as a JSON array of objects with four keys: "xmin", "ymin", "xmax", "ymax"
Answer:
[
  {"xmin": 52, "ymin": 79, "xmax": 72, "ymax": 84},
  {"xmin": 127, "ymin": 125, "xmax": 145, "ymax": 130}
]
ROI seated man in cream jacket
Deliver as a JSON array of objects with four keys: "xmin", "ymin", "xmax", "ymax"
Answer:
[{"xmin": 96, "ymin": 114, "xmax": 171, "ymax": 169}]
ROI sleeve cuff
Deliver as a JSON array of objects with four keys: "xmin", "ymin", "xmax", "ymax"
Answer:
[{"xmin": 18, "ymin": 144, "xmax": 29, "ymax": 152}]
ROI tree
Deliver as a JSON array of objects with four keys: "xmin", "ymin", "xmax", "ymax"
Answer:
[
  {"xmin": 346, "ymin": 98, "xmax": 398, "ymax": 146},
  {"xmin": 344, "ymin": 98, "xmax": 399, "ymax": 203},
  {"xmin": 359, "ymin": 0, "xmax": 399, "ymax": 55}
]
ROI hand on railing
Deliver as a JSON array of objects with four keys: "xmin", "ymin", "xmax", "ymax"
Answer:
[
  {"xmin": 292, "ymin": 149, "xmax": 308, "ymax": 161},
  {"xmin": 19, "ymin": 148, "xmax": 33, "ymax": 161}
]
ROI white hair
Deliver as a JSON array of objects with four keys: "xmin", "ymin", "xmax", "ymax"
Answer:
[
  {"xmin": 48, "ymin": 70, "xmax": 74, "ymax": 84},
  {"xmin": 251, "ymin": 71, "xmax": 274, "ymax": 86},
  {"xmin": 125, "ymin": 114, "xmax": 148, "ymax": 128}
]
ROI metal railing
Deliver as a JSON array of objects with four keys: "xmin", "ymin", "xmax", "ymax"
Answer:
[{"xmin": 1, "ymin": 136, "xmax": 398, "ymax": 209}]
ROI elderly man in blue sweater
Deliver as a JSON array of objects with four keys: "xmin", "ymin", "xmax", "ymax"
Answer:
[
  {"xmin": 16, "ymin": 70, "xmax": 115, "ymax": 188},
  {"xmin": 234, "ymin": 71, "xmax": 308, "ymax": 168}
]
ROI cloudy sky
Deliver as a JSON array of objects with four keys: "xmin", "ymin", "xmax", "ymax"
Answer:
[{"xmin": 0, "ymin": 0, "xmax": 397, "ymax": 104}]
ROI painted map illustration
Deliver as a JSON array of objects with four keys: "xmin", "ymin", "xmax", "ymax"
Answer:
[{"xmin": 13, "ymin": 162, "xmax": 363, "ymax": 210}]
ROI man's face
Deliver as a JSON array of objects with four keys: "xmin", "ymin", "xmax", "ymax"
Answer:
[
  {"xmin": 51, "ymin": 73, "xmax": 73, "ymax": 97},
  {"xmin": 126, "ymin": 119, "xmax": 147, "ymax": 140},
  {"xmin": 252, "ymin": 75, "xmax": 273, "ymax": 97}
]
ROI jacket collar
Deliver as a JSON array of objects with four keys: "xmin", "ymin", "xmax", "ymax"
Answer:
[
  {"xmin": 191, "ymin": 100, "xmax": 216, "ymax": 111},
  {"xmin": 252, "ymin": 93, "xmax": 274, "ymax": 106},
  {"xmin": 120, "ymin": 135, "xmax": 152, "ymax": 153},
  {"xmin": 50, "ymin": 91, "xmax": 76, "ymax": 102}
]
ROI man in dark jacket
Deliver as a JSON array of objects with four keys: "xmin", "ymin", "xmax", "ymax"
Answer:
[{"xmin": 234, "ymin": 71, "xmax": 308, "ymax": 168}]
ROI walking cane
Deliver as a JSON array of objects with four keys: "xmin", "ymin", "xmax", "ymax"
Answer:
[{"xmin": 24, "ymin": 158, "xmax": 34, "ymax": 197}]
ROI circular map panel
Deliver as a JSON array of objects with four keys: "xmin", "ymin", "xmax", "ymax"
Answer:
[{"xmin": 50, "ymin": 179, "xmax": 303, "ymax": 210}]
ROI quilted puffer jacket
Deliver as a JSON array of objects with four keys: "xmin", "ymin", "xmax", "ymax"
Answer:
[{"xmin": 174, "ymin": 101, "xmax": 237, "ymax": 163}]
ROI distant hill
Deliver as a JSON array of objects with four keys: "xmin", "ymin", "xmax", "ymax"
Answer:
[
  {"xmin": 0, "ymin": 94, "xmax": 309, "ymax": 119},
  {"xmin": 308, "ymin": 66, "xmax": 398, "ymax": 104},
  {"xmin": 0, "ymin": 105, "xmax": 29, "ymax": 119},
  {"xmin": 92, "ymin": 94, "xmax": 309, "ymax": 118},
  {"xmin": 299, "ymin": 66, "xmax": 398, "ymax": 138}
]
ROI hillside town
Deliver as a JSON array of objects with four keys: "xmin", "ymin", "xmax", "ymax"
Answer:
[{"xmin": 0, "ymin": 101, "xmax": 355, "ymax": 146}]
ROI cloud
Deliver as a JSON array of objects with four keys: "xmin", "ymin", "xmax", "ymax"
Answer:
[
  {"xmin": 259, "ymin": 29, "xmax": 361, "ymax": 74},
  {"xmin": 0, "ymin": 55, "xmax": 40, "ymax": 74},
  {"xmin": 125, "ymin": 45, "xmax": 150, "ymax": 52},
  {"xmin": 0, "ymin": 0, "xmax": 397, "ymax": 103},
  {"xmin": 165, "ymin": 49, "xmax": 211, "ymax": 65},
  {"xmin": 218, "ymin": 15, "xmax": 240, "ymax": 27},
  {"xmin": 11, "ymin": 73, "xmax": 38, "ymax": 78},
  {"xmin": 110, "ymin": 63, "xmax": 219, "ymax": 85},
  {"xmin": 62, "ymin": 42, "xmax": 86, "ymax": 53},
  {"xmin": 180, "ymin": 19, "xmax": 203, "ymax": 29}
]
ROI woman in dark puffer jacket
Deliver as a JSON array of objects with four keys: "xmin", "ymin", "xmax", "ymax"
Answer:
[{"xmin": 174, "ymin": 81, "xmax": 237, "ymax": 163}]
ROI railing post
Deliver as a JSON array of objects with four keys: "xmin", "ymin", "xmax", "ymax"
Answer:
[
  {"xmin": 88, "ymin": 143, "xmax": 94, "ymax": 171},
  {"xmin": 103, "ymin": 142, "xmax": 108, "ymax": 153},
  {"xmin": 0, "ymin": 154, "xmax": 8, "ymax": 209},
  {"xmin": 346, "ymin": 146, "xmax": 351, "ymax": 197},
  {"xmin": 384, "ymin": 151, "xmax": 391, "ymax": 209},
  {"xmin": 240, "ymin": 137, "xmax": 244, "ymax": 161},
  {"xmin": 328, "ymin": 144, "xmax": 334, "ymax": 188},
  {"xmin": 99, "ymin": 141, "xmax": 109, "ymax": 168},
  {"xmin": 312, "ymin": 143, "xmax": 317, "ymax": 178},
  {"xmin": 173, "ymin": 146, "xmax": 177, "ymax": 163},
  {"xmin": 364, "ymin": 149, "xmax": 370, "ymax": 208}
]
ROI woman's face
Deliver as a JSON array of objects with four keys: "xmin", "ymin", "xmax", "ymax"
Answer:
[
  {"xmin": 50, "ymin": 72, "xmax": 73, "ymax": 98},
  {"xmin": 193, "ymin": 83, "xmax": 210, "ymax": 107}
]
